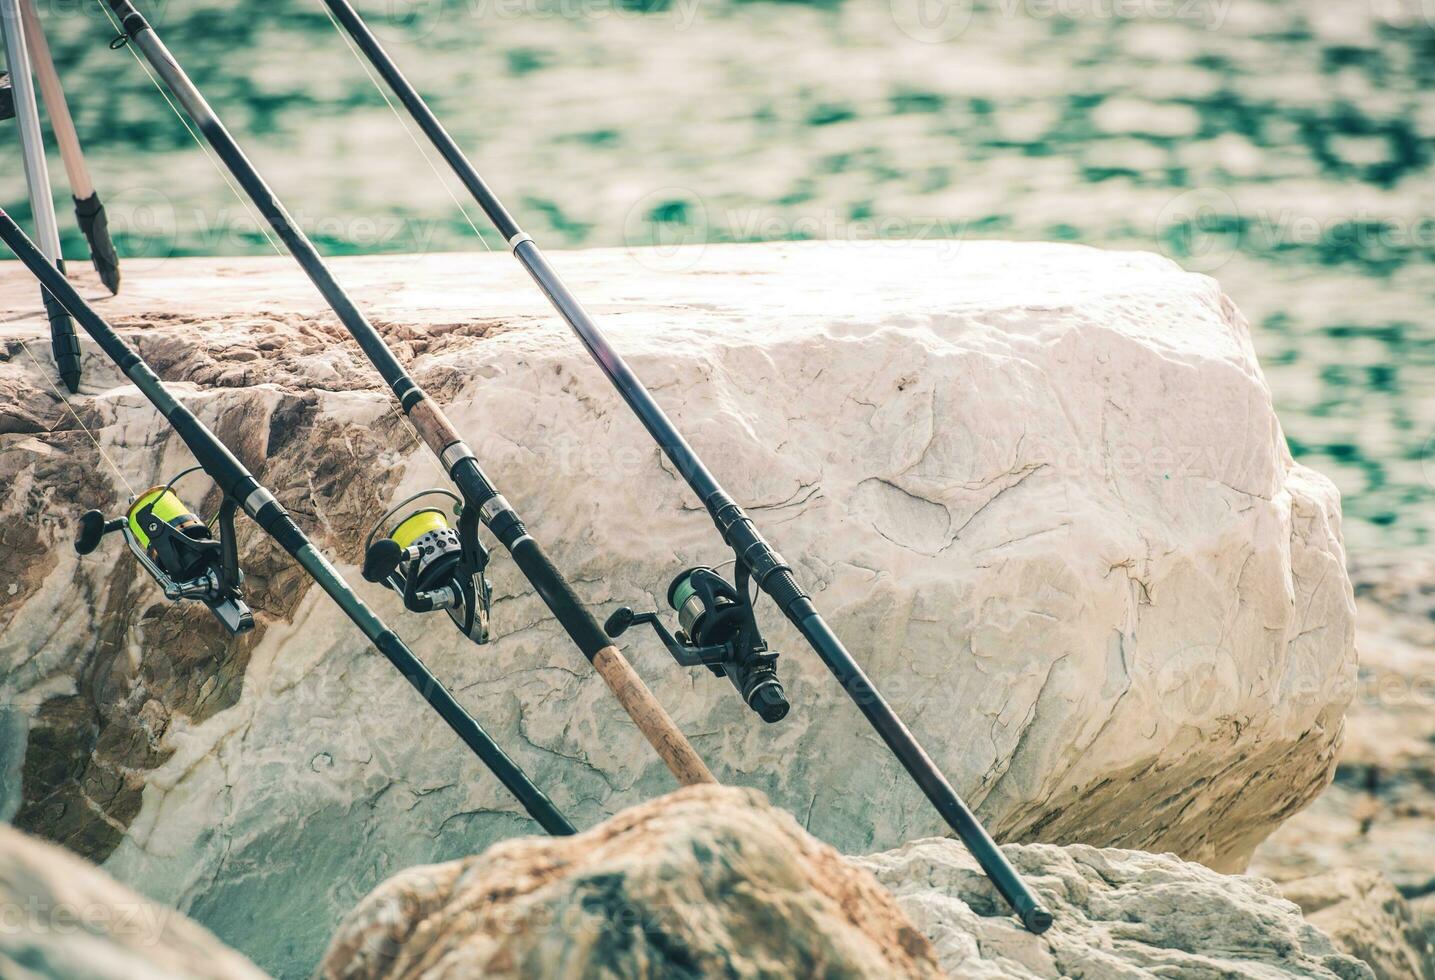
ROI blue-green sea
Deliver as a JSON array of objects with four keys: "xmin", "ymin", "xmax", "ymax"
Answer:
[{"xmin": 2, "ymin": 0, "xmax": 1431, "ymax": 554}]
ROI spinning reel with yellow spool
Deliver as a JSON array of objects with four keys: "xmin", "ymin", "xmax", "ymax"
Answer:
[
  {"xmin": 75, "ymin": 466, "xmax": 254, "ymax": 634},
  {"xmin": 361, "ymin": 490, "xmax": 492, "ymax": 644}
]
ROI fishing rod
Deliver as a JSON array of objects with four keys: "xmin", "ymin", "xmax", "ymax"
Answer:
[
  {"xmin": 1, "ymin": 0, "xmax": 82, "ymax": 392},
  {"xmin": 18, "ymin": 0, "xmax": 122, "ymax": 295},
  {"xmin": 313, "ymin": 0, "xmax": 1053, "ymax": 932},
  {"xmin": 101, "ymin": 0, "xmax": 716, "ymax": 790},
  {"xmin": 0, "ymin": 206, "xmax": 574, "ymax": 837}
]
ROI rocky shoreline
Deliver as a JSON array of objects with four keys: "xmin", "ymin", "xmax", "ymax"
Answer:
[
  {"xmin": 1254, "ymin": 558, "xmax": 1435, "ymax": 948},
  {"xmin": 0, "ymin": 242, "xmax": 1426, "ymax": 978},
  {"xmin": 0, "ymin": 786, "xmax": 1410, "ymax": 980}
]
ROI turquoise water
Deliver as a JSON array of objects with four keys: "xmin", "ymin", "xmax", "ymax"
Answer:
[{"xmin": 2, "ymin": 0, "xmax": 1431, "ymax": 553}]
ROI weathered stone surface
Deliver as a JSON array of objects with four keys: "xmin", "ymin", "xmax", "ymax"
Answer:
[
  {"xmin": 857, "ymin": 837, "xmax": 1373, "ymax": 980},
  {"xmin": 0, "ymin": 242, "xmax": 1354, "ymax": 974},
  {"xmin": 321, "ymin": 786, "xmax": 1382, "ymax": 980},
  {"xmin": 1253, "ymin": 558, "xmax": 1435, "ymax": 942},
  {"xmin": 0, "ymin": 822, "xmax": 267, "ymax": 979},
  {"xmin": 318, "ymin": 785, "xmax": 942, "ymax": 980},
  {"xmin": 1279, "ymin": 869, "xmax": 1435, "ymax": 980}
]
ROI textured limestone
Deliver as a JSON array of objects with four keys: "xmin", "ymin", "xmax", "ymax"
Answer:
[
  {"xmin": 319, "ymin": 785, "xmax": 942, "ymax": 979},
  {"xmin": 1279, "ymin": 869, "xmax": 1435, "ymax": 980},
  {"xmin": 1254, "ymin": 558, "xmax": 1435, "ymax": 948},
  {"xmin": 857, "ymin": 836, "xmax": 1374, "ymax": 980},
  {"xmin": 0, "ymin": 241, "xmax": 1354, "ymax": 974},
  {"xmin": 321, "ymin": 786, "xmax": 1377, "ymax": 980},
  {"xmin": 0, "ymin": 822, "xmax": 267, "ymax": 979}
]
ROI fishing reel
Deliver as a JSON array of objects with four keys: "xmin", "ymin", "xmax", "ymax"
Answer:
[
  {"xmin": 605, "ymin": 563, "xmax": 789, "ymax": 723},
  {"xmin": 361, "ymin": 490, "xmax": 492, "ymax": 644},
  {"xmin": 75, "ymin": 467, "xmax": 255, "ymax": 634}
]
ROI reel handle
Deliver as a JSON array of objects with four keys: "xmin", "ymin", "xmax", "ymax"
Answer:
[
  {"xmin": 362, "ymin": 538, "xmax": 406, "ymax": 583},
  {"xmin": 75, "ymin": 510, "xmax": 125, "ymax": 555},
  {"xmin": 603, "ymin": 607, "xmax": 637, "ymax": 638}
]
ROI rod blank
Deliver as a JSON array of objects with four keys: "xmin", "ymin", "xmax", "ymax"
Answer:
[
  {"xmin": 0, "ymin": 205, "xmax": 574, "ymax": 837},
  {"xmin": 316, "ymin": 0, "xmax": 1053, "ymax": 932}
]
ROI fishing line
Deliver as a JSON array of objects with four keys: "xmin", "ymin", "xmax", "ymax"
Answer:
[
  {"xmin": 94, "ymin": 0, "xmax": 448, "ymax": 486},
  {"xmin": 16, "ymin": 337, "xmax": 136, "ymax": 496},
  {"xmin": 315, "ymin": 1, "xmax": 494, "ymax": 254},
  {"xmin": 310, "ymin": 2, "xmax": 496, "ymax": 479},
  {"xmin": 301, "ymin": 0, "xmax": 1054, "ymax": 929},
  {"xmin": 96, "ymin": 3, "xmax": 284, "ymax": 259}
]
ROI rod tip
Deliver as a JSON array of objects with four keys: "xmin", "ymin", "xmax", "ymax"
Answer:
[
  {"xmin": 1022, "ymin": 904, "xmax": 1055, "ymax": 934},
  {"xmin": 60, "ymin": 371, "xmax": 81, "ymax": 394}
]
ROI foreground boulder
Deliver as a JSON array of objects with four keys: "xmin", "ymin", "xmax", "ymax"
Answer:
[
  {"xmin": 0, "ymin": 241, "xmax": 1354, "ymax": 973},
  {"xmin": 319, "ymin": 785, "xmax": 942, "ymax": 979},
  {"xmin": 321, "ymin": 785, "xmax": 1376, "ymax": 980},
  {"xmin": 0, "ymin": 823, "xmax": 266, "ymax": 979}
]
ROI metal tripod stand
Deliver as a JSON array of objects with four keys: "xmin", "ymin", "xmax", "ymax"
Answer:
[{"xmin": 2, "ymin": 0, "xmax": 120, "ymax": 393}]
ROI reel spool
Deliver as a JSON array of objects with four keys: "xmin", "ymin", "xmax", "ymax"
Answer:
[
  {"xmin": 362, "ymin": 489, "xmax": 492, "ymax": 644},
  {"xmin": 604, "ymin": 563, "xmax": 789, "ymax": 723},
  {"xmin": 75, "ymin": 468, "xmax": 254, "ymax": 634}
]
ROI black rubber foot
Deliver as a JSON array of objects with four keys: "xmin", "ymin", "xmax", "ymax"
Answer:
[
  {"xmin": 42, "ymin": 279, "xmax": 83, "ymax": 394},
  {"xmin": 74, "ymin": 193, "xmax": 121, "ymax": 295},
  {"xmin": 1023, "ymin": 905, "xmax": 1055, "ymax": 934}
]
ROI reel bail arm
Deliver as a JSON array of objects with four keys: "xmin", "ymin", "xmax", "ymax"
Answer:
[
  {"xmin": 362, "ymin": 489, "xmax": 493, "ymax": 643},
  {"xmin": 75, "ymin": 470, "xmax": 254, "ymax": 635},
  {"xmin": 605, "ymin": 562, "xmax": 789, "ymax": 724},
  {"xmin": 308, "ymin": 0, "xmax": 1051, "ymax": 932},
  {"xmin": 100, "ymin": 0, "xmax": 715, "ymax": 791},
  {"xmin": 2, "ymin": 203, "xmax": 573, "ymax": 837}
]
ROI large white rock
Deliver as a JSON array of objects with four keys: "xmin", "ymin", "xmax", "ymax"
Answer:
[{"xmin": 0, "ymin": 241, "xmax": 1354, "ymax": 975}]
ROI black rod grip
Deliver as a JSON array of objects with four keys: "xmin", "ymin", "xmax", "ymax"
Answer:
[
  {"xmin": 42, "ymin": 284, "xmax": 82, "ymax": 393},
  {"xmin": 508, "ymin": 537, "xmax": 610, "ymax": 659}
]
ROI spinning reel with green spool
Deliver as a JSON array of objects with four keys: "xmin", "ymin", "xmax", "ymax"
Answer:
[
  {"xmin": 605, "ymin": 564, "xmax": 788, "ymax": 724},
  {"xmin": 75, "ymin": 467, "xmax": 254, "ymax": 634},
  {"xmin": 361, "ymin": 490, "xmax": 492, "ymax": 644}
]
